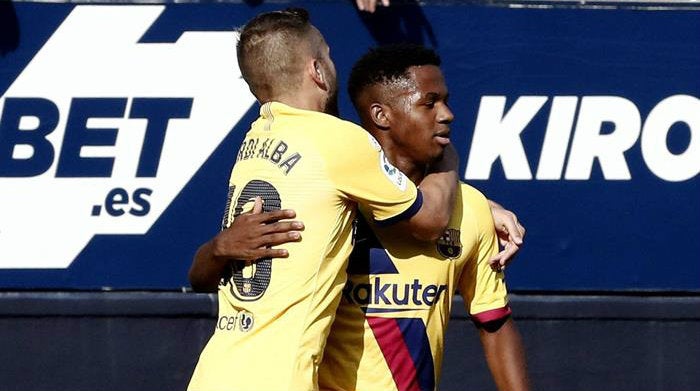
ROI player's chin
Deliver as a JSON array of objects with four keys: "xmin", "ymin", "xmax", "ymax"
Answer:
[
  {"xmin": 435, "ymin": 140, "xmax": 449, "ymax": 153},
  {"xmin": 428, "ymin": 146, "xmax": 446, "ymax": 162}
]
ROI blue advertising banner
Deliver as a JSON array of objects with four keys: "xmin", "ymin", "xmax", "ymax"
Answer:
[{"xmin": 0, "ymin": 1, "xmax": 698, "ymax": 290}]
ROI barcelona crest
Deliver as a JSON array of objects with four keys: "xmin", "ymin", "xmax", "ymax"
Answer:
[{"xmin": 437, "ymin": 228, "xmax": 462, "ymax": 259}]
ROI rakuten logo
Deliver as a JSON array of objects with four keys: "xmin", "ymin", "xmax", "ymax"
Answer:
[
  {"xmin": 0, "ymin": 6, "xmax": 256, "ymax": 268},
  {"xmin": 465, "ymin": 95, "xmax": 700, "ymax": 182},
  {"xmin": 343, "ymin": 277, "xmax": 448, "ymax": 310}
]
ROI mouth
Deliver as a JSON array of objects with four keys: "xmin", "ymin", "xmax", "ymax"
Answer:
[{"xmin": 434, "ymin": 131, "xmax": 451, "ymax": 146}]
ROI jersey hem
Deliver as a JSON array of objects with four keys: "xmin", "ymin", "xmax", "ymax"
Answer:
[{"xmin": 471, "ymin": 305, "xmax": 512, "ymax": 324}]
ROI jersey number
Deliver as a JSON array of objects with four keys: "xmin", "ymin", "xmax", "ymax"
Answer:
[{"xmin": 225, "ymin": 180, "xmax": 282, "ymax": 302}]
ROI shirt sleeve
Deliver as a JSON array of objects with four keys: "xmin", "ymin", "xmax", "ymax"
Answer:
[
  {"xmin": 322, "ymin": 123, "xmax": 420, "ymax": 225},
  {"xmin": 457, "ymin": 187, "xmax": 511, "ymax": 324}
]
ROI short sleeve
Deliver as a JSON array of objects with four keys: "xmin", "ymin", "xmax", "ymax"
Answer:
[
  {"xmin": 458, "ymin": 188, "xmax": 511, "ymax": 324},
  {"xmin": 322, "ymin": 124, "xmax": 420, "ymax": 224}
]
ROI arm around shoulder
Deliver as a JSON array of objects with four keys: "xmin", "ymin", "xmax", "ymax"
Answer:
[
  {"xmin": 395, "ymin": 144, "xmax": 459, "ymax": 241},
  {"xmin": 188, "ymin": 198, "xmax": 303, "ymax": 292},
  {"xmin": 189, "ymin": 240, "xmax": 229, "ymax": 293}
]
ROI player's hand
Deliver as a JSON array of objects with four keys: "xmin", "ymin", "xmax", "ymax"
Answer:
[
  {"xmin": 211, "ymin": 197, "xmax": 304, "ymax": 262},
  {"xmin": 487, "ymin": 200, "xmax": 525, "ymax": 272},
  {"xmin": 356, "ymin": 0, "xmax": 390, "ymax": 13}
]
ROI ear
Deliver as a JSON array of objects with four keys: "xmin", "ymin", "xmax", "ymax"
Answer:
[
  {"xmin": 309, "ymin": 59, "xmax": 328, "ymax": 91},
  {"xmin": 369, "ymin": 102, "xmax": 391, "ymax": 130}
]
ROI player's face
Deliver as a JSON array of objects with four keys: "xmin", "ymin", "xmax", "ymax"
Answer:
[
  {"xmin": 311, "ymin": 28, "xmax": 339, "ymax": 115},
  {"xmin": 319, "ymin": 42, "xmax": 339, "ymax": 115},
  {"xmin": 388, "ymin": 65, "xmax": 453, "ymax": 165}
]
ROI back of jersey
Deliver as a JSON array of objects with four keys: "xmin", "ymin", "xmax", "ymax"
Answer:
[{"xmin": 188, "ymin": 102, "xmax": 420, "ymax": 391}]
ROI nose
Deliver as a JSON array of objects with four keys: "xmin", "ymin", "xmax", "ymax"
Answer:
[{"xmin": 438, "ymin": 102, "xmax": 454, "ymax": 124}]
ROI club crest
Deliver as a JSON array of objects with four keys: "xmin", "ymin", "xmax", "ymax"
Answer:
[{"xmin": 437, "ymin": 228, "xmax": 462, "ymax": 259}]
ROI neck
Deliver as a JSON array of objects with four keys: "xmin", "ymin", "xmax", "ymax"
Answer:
[{"xmin": 267, "ymin": 76, "xmax": 332, "ymax": 114}]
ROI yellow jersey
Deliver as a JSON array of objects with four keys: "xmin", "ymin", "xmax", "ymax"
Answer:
[
  {"xmin": 188, "ymin": 102, "xmax": 420, "ymax": 391},
  {"xmin": 319, "ymin": 183, "xmax": 510, "ymax": 391}
]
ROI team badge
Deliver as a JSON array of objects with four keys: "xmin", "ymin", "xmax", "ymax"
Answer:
[
  {"xmin": 437, "ymin": 228, "xmax": 462, "ymax": 259},
  {"xmin": 239, "ymin": 310, "xmax": 255, "ymax": 332}
]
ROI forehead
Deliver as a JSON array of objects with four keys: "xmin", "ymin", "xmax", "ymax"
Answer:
[{"xmin": 405, "ymin": 65, "xmax": 447, "ymax": 94}]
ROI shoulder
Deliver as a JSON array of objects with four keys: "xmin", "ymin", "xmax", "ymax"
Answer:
[
  {"xmin": 457, "ymin": 182, "xmax": 494, "ymax": 231},
  {"xmin": 284, "ymin": 108, "xmax": 372, "ymax": 148},
  {"xmin": 307, "ymin": 116, "xmax": 381, "ymax": 159},
  {"xmin": 458, "ymin": 183, "xmax": 489, "ymax": 213},
  {"xmin": 269, "ymin": 102, "xmax": 364, "ymax": 133},
  {"xmin": 316, "ymin": 114, "xmax": 372, "ymax": 143}
]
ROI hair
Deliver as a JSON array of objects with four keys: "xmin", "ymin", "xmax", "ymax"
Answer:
[
  {"xmin": 348, "ymin": 44, "xmax": 441, "ymax": 107},
  {"xmin": 237, "ymin": 8, "xmax": 319, "ymax": 101}
]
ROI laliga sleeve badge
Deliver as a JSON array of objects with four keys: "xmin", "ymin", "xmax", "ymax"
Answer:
[
  {"xmin": 239, "ymin": 311, "xmax": 255, "ymax": 332},
  {"xmin": 437, "ymin": 228, "xmax": 462, "ymax": 259},
  {"xmin": 367, "ymin": 133, "xmax": 382, "ymax": 151},
  {"xmin": 379, "ymin": 151, "xmax": 408, "ymax": 191}
]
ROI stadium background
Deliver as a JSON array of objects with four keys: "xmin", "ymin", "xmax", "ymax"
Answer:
[{"xmin": 0, "ymin": 0, "xmax": 698, "ymax": 390}]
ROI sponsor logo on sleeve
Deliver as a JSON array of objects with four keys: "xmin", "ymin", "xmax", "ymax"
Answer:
[{"xmin": 379, "ymin": 151, "xmax": 408, "ymax": 191}]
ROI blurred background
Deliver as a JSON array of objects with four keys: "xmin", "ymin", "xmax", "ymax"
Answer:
[{"xmin": 0, "ymin": 0, "xmax": 698, "ymax": 390}]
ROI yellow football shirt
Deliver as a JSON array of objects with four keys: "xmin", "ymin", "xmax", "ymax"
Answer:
[
  {"xmin": 319, "ymin": 183, "xmax": 510, "ymax": 391},
  {"xmin": 188, "ymin": 102, "xmax": 420, "ymax": 391}
]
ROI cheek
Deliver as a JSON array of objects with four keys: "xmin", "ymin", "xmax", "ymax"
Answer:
[
  {"xmin": 403, "ymin": 117, "xmax": 427, "ymax": 139},
  {"xmin": 415, "ymin": 118, "xmax": 435, "ymax": 141}
]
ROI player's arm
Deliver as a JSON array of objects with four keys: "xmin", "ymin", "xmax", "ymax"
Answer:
[
  {"xmin": 327, "ymin": 125, "xmax": 456, "ymax": 242},
  {"xmin": 459, "ymin": 186, "xmax": 530, "ymax": 390},
  {"xmin": 487, "ymin": 199, "xmax": 526, "ymax": 271},
  {"xmin": 393, "ymin": 143, "xmax": 459, "ymax": 241},
  {"xmin": 477, "ymin": 317, "xmax": 530, "ymax": 391},
  {"xmin": 188, "ymin": 198, "xmax": 304, "ymax": 292}
]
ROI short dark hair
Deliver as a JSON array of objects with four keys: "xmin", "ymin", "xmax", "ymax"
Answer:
[
  {"xmin": 348, "ymin": 44, "xmax": 441, "ymax": 106},
  {"xmin": 237, "ymin": 8, "xmax": 315, "ymax": 100}
]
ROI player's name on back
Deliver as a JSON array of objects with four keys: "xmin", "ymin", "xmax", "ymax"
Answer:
[{"xmin": 235, "ymin": 137, "xmax": 302, "ymax": 175}]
